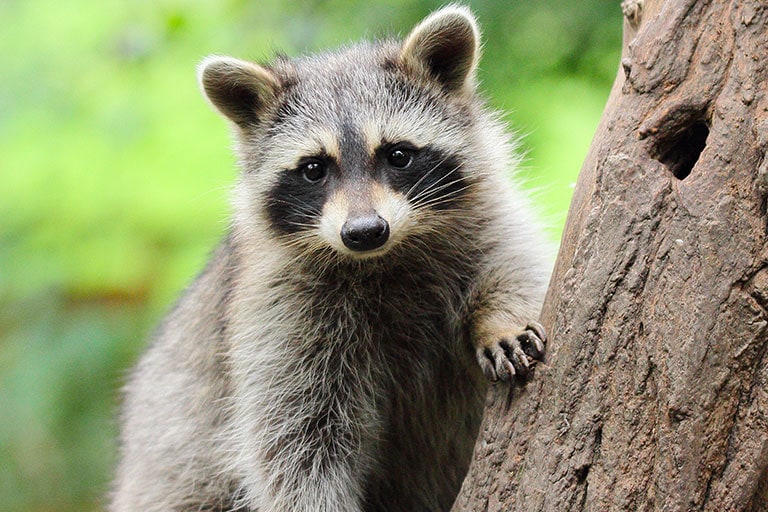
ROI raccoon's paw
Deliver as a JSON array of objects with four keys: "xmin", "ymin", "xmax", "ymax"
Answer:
[{"xmin": 476, "ymin": 321, "xmax": 547, "ymax": 383}]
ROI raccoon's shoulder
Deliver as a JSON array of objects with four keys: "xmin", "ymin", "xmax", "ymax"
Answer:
[{"xmin": 149, "ymin": 234, "xmax": 239, "ymax": 348}]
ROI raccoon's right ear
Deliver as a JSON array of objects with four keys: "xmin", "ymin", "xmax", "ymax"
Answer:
[
  {"xmin": 400, "ymin": 5, "xmax": 480, "ymax": 95},
  {"xmin": 198, "ymin": 56, "xmax": 280, "ymax": 129}
]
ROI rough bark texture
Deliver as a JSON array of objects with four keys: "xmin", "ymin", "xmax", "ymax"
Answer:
[{"xmin": 453, "ymin": 0, "xmax": 768, "ymax": 510}]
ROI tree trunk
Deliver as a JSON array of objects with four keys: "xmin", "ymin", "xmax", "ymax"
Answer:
[{"xmin": 453, "ymin": 0, "xmax": 768, "ymax": 510}]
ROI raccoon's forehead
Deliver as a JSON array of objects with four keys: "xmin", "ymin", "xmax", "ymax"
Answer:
[{"xmin": 264, "ymin": 46, "xmax": 473, "ymax": 165}]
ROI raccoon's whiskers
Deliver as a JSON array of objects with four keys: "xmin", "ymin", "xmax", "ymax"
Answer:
[
  {"xmin": 411, "ymin": 182, "xmax": 474, "ymax": 212},
  {"xmin": 404, "ymin": 156, "xmax": 452, "ymax": 199},
  {"xmin": 268, "ymin": 197, "xmax": 323, "ymax": 218},
  {"xmin": 278, "ymin": 231, "xmax": 322, "ymax": 250},
  {"xmin": 408, "ymin": 165, "xmax": 466, "ymax": 206},
  {"xmin": 410, "ymin": 175, "xmax": 473, "ymax": 211}
]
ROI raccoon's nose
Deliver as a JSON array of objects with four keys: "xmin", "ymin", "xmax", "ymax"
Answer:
[{"xmin": 341, "ymin": 214, "xmax": 390, "ymax": 252}]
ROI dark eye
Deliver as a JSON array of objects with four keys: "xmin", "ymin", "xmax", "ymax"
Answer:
[
  {"xmin": 387, "ymin": 147, "xmax": 413, "ymax": 168},
  {"xmin": 300, "ymin": 160, "xmax": 327, "ymax": 183}
]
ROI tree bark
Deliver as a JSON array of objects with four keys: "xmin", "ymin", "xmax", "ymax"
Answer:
[{"xmin": 454, "ymin": 0, "xmax": 768, "ymax": 510}]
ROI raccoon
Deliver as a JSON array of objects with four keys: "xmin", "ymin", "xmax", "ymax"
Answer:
[{"xmin": 110, "ymin": 5, "xmax": 552, "ymax": 512}]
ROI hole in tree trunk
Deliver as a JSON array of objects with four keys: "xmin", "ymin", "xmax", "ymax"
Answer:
[{"xmin": 650, "ymin": 120, "xmax": 710, "ymax": 180}]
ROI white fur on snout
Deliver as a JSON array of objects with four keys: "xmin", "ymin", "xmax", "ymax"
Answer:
[
  {"xmin": 318, "ymin": 191, "xmax": 350, "ymax": 254},
  {"xmin": 370, "ymin": 184, "xmax": 413, "ymax": 249},
  {"xmin": 318, "ymin": 185, "xmax": 414, "ymax": 258}
]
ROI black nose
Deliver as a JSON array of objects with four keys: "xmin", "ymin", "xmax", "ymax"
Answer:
[{"xmin": 341, "ymin": 214, "xmax": 390, "ymax": 252}]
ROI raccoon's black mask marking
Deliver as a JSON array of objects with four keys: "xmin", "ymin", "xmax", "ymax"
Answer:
[{"xmin": 264, "ymin": 135, "xmax": 468, "ymax": 240}]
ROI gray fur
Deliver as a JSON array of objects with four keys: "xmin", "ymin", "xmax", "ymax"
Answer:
[{"xmin": 111, "ymin": 6, "xmax": 552, "ymax": 512}]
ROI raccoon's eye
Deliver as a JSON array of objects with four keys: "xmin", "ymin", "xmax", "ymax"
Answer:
[
  {"xmin": 300, "ymin": 160, "xmax": 327, "ymax": 183},
  {"xmin": 387, "ymin": 147, "xmax": 413, "ymax": 169}
]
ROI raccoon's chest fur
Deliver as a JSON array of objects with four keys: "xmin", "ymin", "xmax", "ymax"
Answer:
[
  {"xmin": 263, "ymin": 245, "xmax": 484, "ymax": 404},
  {"xmin": 226, "ymin": 246, "xmax": 486, "ymax": 511}
]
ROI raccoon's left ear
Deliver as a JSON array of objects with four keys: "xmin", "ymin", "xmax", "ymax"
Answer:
[
  {"xmin": 198, "ymin": 56, "xmax": 280, "ymax": 130},
  {"xmin": 400, "ymin": 5, "xmax": 480, "ymax": 95}
]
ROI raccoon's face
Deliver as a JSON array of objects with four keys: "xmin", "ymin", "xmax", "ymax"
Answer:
[{"xmin": 199, "ymin": 7, "xmax": 500, "ymax": 261}]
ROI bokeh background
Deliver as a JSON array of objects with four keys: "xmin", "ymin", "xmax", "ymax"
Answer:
[{"xmin": 0, "ymin": 0, "xmax": 622, "ymax": 510}]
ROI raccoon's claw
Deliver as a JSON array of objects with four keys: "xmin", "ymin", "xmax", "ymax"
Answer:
[
  {"xmin": 518, "ymin": 321, "xmax": 547, "ymax": 359},
  {"xmin": 477, "ymin": 322, "xmax": 547, "ymax": 383}
]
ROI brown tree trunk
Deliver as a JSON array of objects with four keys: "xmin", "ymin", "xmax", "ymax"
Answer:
[{"xmin": 454, "ymin": 0, "xmax": 768, "ymax": 510}]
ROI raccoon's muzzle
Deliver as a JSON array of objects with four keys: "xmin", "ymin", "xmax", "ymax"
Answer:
[{"xmin": 341, "ymin": 214, "xmax": 390, "ymax": 252}]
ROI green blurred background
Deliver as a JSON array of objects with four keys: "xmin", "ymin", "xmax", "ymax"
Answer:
[{"xmin": 0, "ymin": 0, "xmax": 621, "ymax": 510}]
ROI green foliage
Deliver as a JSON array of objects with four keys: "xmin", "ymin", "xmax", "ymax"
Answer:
[{"xmin": 0, "ymin": 0, "xmax": 620, "ymax": 509}]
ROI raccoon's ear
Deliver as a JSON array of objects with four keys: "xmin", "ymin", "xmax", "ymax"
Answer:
[
  {"xmin": 198, "ymin": 56, "xmax": 280, "ymax": 129},
  {"xmin": 400, "ymin": 5, "xmax": 480, "ymax": 94}
]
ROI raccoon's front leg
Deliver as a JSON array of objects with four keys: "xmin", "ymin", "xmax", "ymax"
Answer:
[{"xmin": 469, "ymin": 269, "xmax": 548, "ymax": 383}]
